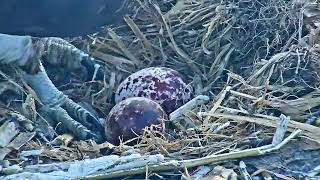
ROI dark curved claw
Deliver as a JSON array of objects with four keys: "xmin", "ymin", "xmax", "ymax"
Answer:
[
  {"xmin": 39, "ymin": 105, "xmax": 104, "ymax": 142},
  {"xmin": 85, "ymin": 113, "xmax": 105, "ymax": 134},
  {"xmin": 80, "ymin": 56, "xmax": 105, "ymax": 81},
  {"xmin": 61, "ymin": 98, "xmax": 105, "ymax": 133},
  {"xmin": 39, "ymin": 37, "xmax": 105, "ymax": 82},
  {"xmin": 17, "ymin": 36, "xmax": 107, "ymax": 143}
]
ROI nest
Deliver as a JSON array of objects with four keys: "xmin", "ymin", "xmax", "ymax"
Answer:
[{"xmin": 1, "ymin": 0, "xmax": 320, "ymax": 179}]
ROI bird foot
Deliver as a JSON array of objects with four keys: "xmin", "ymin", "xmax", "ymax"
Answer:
[
  {"xmin": 40, "ymin": 104, "xmax": 104, "ymax": 142},
  {"xmin": 0, "ymin": 34, "xmax": 105, "ymax": 142},
  {"xmin": 23, "ymin": 64, "xmax": 105, "ymax": 142},
  {"xmin": 20, "ymin": 37, "xmax": 106, "ymax": 142}
]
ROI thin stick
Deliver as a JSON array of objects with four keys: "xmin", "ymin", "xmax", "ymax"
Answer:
[
  {"xmin": 169, "ymin": 95, "xmax": 210, "ymax": 120},
  {"xmin": 200, "ymin": 112, "xmax": 320, "ymax": 143},
  {"xmin": 153, "ymin": 4, "xmax": 203, "ymax": 77},
  {"xmin": 81, "ymin": 129, "xmax": 301, "ymax": 179},
  {"xmin": 204, "ymin": 86, "xmax": 231, "ymax": 124},
  {"xmin": 4, "ymin": 130, "xmax": 302, "ymax": 180}
]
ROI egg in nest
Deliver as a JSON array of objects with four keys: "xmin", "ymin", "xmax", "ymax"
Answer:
[
  {"xmin": 115, "ymin": 67, "xmax": 193, "ymax": 114},
  {"xmin": 105, "ymin": 97, "xmax": 167, "ymax": 144}
]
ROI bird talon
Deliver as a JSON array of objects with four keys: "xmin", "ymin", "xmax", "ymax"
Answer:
[
  {"xmin": 86, "ymin": 114, "xmax": 105, "ymax": 133},
  {"xmin": 61, "ymin": 98, "xmax": 104, "ymax": 134}
]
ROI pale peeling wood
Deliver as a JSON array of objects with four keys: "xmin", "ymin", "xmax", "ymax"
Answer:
[
  {"xmin": 0, "ymin": 121, "xmax": 19, "ymax": 148},
  {"xmin": 272, "ymin": 114, "xmax": 290, "ymax": 145},
  {"xmin": 3, "ymin": 154, "xmax": 164, "ymax": 180},
  {"xmin": 19, "ymin": 149, "xmax": 44, "ymax": 160},
  {"xmin": 199, "ymin": 112, "xmax": 320, "ymax": 143},
  {"xmin": 169, "ymin": 95, "xmax": 209, "ymax": 120},
  {"xmin": 0, "ymin": 148, "xmax": 12, "ymax": 161},
  {"xmin": 7, "ymin": 132, "xmax": 36, "ymax": 150},
  {"xmin": 3, "ymin": 130, "xmax": 301, "ymax": 180}
]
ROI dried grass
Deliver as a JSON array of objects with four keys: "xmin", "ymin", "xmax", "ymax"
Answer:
[{"xmin": 1, "ymin": 0, "xmax": 320, "ymax": 178}]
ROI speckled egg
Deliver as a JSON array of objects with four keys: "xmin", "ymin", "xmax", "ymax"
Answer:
[
  {"xmin": 115, "ymin": 67, "xmax": 193, "ymax": 114},
  {"xmin": 105, "ymin": 97, "xmax": 167, "ymax": 144}
]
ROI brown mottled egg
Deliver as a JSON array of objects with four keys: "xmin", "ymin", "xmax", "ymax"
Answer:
[
  {"xmin": 115, "ymin": 67, "xmax": 193, "ymax": 114},
  {"xmin": 105, "ymin": 97, "xmax": 167, "ymax": 144}
]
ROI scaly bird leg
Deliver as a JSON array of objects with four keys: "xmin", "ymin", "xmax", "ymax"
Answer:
[
  {"xmin": 23, "ymin": 62, "xmax": 104, "ymax": 142},
  {"xmin": 0, "ymin": 33, "xmax": 104, "ymax": 142},
  {"xmin": 35, "ymin": 37, "xmax": 105, "ymax": 133}
]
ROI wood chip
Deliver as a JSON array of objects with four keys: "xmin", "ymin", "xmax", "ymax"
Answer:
[
  {"xmin": 7, "ymin": 132, "xmax": 36, "ymax": 150},
  {"xmin": 0, "ymin": 121, "xmax": 19, "ymax": 147},
  {"xmin": 19, "ymin": 149, "xmax": 44, "ymax": 158},
  {"xmin": 0, "ymin": 148, "xmax": 12, "ymax": 161}
]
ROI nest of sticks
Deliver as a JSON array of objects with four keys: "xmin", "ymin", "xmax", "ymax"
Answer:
[{"xmin": 1, "ymin": 0, "xmax": 320, "ymax": 179}]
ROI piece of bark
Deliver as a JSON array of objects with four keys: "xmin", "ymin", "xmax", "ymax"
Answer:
[
  {"xmin": 191, "ymin": 166, "xmax": 212, "ymax": 179},
  {"xmin": 2, "ymin": 153, "xmax": 164, "ymax": 180},
  {"xmin": 19, "ymin": 149, "xmax": 44, "ymax": 159},
  {"xmin": 0, "ymin": 121, "xmax": 19, "ymax": 147},
  {"xmin": 7, "ymin": 132, "xmax": 36, "ymax": 150},
  {"xmin": 2, "ymin": 165, "xmax": 23, "ymax": 175},
  {"xmin": 0, "ymin": 148, "xmax": 12, "ymax": 161},
  {"xmin": 3, "ymin": 127, "xmax": 302, "ymax": 180},
  {"xmin": 170, "ymin": 95, "xmax": 210, "ymax": 120}
]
